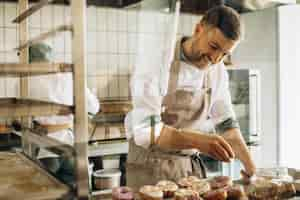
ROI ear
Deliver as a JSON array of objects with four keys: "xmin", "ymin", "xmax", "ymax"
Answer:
[{"xmin": 194, "ymin": 22, "xmax": 205, "ymax": 35}]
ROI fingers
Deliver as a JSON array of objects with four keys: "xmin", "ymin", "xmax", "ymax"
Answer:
[
  {"xmin": 217, "ymin": 136, "xmax": 235, "ymax": 158},
  {"xmin": 213, "ymin": 143, "xmax": 231, "ymax": 162},
  {"xmin": 208, "ymin": 138, "xmax": 232, "ymax": 162},
  {"xmin": 241, "ymin": 169, "xmax": 255, "ymax": 184}
]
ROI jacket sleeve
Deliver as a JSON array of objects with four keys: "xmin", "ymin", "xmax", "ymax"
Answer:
[{"xmin": 209, "ymin": 64, "xmax": 239, "ymax": 133}]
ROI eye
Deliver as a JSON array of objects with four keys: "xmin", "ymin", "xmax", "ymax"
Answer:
[{"xmin": 209, "ymin": 43, "xmax": 218, "ymax": 50}]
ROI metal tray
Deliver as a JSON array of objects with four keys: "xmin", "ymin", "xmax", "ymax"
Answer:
[{"xmin": 0, "ymin": 152, "xmax": 71, "ymax": 200}]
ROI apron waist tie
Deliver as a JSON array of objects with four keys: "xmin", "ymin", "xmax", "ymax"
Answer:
[{"xmin": 190, "ymin": 152, "xmax": 207, "ymax": 178}]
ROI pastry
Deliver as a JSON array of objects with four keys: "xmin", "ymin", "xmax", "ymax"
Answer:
[
  {"xmin": 209, "ymin": 176, "xmax": 233, "ymax": 189},
  {"xmin": 203, "ymin": 189, "xmax": 227, "ymax": 200},
  {"xmin": 190, "ymin": 180, "xmax": 211, "ymax": 196},
  {"xmin": 174, "ymin": 188, "xmax": 200, "ymax": 200},
  {"xmin": 112, "ymin": 187, "xmax": 134, "ymax": 200},
  {"xmin": 156, "ymin": 180, "xmax": 178, "ymax": 198},
  {"xmin": 225, "ymin": 185, "xmax": 247, "ymax": 200},
  {"xmin": 244, "ymin": 178, "xmax": 279, "ymax": 200},
  {"xmin": 178, "ymin": 176, "xmax": 200, "ymax": 188},
  {"xmin": 271, "ymin": 181, "xmax": 296, "ymax": 199},
  {"xmin": 139, "ymin": 185, "xmax": 163, "ymax": 200}
]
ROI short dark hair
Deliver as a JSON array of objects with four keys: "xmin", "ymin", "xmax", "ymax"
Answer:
[{"xmin": 201, "ymin": 5, "xmax": 242, "ymax": 41}]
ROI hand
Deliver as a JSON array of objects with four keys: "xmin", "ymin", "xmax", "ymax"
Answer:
[
  {"xmin": 196, "ymin": 133, "xmax": 235, "ymax": 162},
  {"xmin": 221, "ymin": 129, "xmax": 256, "ymax": 177}
]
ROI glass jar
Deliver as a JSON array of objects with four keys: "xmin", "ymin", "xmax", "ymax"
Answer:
[{"xmin": 256, "ymin": 167, "xmax": 293, "ymax": 182}]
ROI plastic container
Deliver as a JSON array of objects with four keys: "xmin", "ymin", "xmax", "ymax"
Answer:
[{"xmin": 93, "ymin": 169, "xmax": 121, "ymax": 190}]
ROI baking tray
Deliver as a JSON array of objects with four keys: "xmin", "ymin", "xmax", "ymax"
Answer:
[{"xmin": 0, "ymin": 152, "xmax": 71, "ymax": 200}]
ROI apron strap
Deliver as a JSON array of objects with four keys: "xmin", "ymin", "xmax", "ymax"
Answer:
[
  {"xmin": 150, "ymin": 115, "xmax": 156, "ymax": 146},
  {"xmin": 205, "ymin": 71, "xmax": 212, "ymax": 116},
  {"xmin": 166, "ymin": 40, "xmax": 182, "ymax": 95}
]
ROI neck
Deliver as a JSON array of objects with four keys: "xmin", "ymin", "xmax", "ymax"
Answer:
[{"xmin": 182, "ymin": 37, "xmax": 193, "ymax": 61}]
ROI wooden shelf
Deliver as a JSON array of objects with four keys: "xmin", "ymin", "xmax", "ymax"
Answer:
[
  {"xmin": 12, "ymin": 0, "xmax": 54, "ymax": 23},
  {"xmin": 15, "ymin": 25, "xmax": 73, "ymax": 51},
  {"xmin": 0, "ymin": 63, "xmax": 73, "ymax": 76},
  {"xmin": 0, "ymin": 98, "xmax": 74, "ymax": 118}
]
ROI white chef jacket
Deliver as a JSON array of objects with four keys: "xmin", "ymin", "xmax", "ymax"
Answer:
[
  {"xmin": 125, "ymin": 60, "xmax": 236, "ymax": 149},
  {"xmin": 29, "ymin": 73, "xmax": 100, "ymax": 158}
]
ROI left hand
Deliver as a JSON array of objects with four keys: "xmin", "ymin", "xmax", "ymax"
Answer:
[{"xmin": 221, "ymin": 128, "xmax": 256, "ymax": 177}]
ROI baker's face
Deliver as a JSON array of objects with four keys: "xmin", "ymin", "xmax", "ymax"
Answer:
[{"xmin": 188, "ymin": 23, "xmax": 239, "ymax": 70}]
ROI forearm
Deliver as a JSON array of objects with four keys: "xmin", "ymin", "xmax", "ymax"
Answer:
[
  {"xmin": 156, "ymin": 124, "xmax": 235, "ymax": 162},
  {"xmin": 221, "ymin": 128, "xmax": 256, "ymax": 175},
  {"xmin": 156, "ymin": 125, "xmax": 205, "ymax": 150}
]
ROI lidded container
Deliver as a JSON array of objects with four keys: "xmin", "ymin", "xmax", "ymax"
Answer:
[{"xmin": 93, "ymin": 169, "xmax": 121, "ymax": 190}]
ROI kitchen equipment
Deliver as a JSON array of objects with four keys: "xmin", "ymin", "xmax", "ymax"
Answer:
[{"xmin": 93, "ymin": 169, "xmax": 121, "ymax": 190}]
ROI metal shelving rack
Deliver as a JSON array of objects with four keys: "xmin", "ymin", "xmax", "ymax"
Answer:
[{"xmin": 0, "ymin": 0, "xmax": 90, "ymax": 199}]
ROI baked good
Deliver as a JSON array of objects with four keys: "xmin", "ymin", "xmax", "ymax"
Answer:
[
  {"xmin": 112, "ymin": 187, "xmax": 134, "ymax": 200},
  {"xmin": 174, "ymin": 188, "xmax": 200, "ymax": 200},
  {"xmin": 178, "ymin": 176, "xmax": 200, "ymax": 188},
  {"xmin": 139, "ymin": 185, "xmax": 163, "ymax": 200},
  {"xmin": 244, "ymin": 178, "xmax": 279, "ymax": 200},
  {"xmin": 280, "ymin": 182, "xmax": 296, "ymax": 198},
  {"xmin": 203, "ymin": 189, "xmax": 227, "ymax": 200},
  {"xmin": 225, "ymin": 185, "xmax": 247, "ymax": 200},
  {"xmin": 190, "ymin": 180, "xmax": 211, "ymax": 196},
  {"xmin": 271, "ymin": 181, "xmax": 296, "ymax": 199},
  {"xmin": 209, "ymin": 176, "xmax": 233, "ymax": 189},
  {"xmin": 156, "ymin": 180, "xmax": 178, "ymax": 198}
]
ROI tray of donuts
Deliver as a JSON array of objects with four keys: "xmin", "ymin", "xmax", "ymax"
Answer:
[
  {"xmin": 111, "ymin": 175, "xmax": 298, "ymax": 200},
  {"xmin": 112, "ymin": 176, "xmax": 246, "ymax": 200}
]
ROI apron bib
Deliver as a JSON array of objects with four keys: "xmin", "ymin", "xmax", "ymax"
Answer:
[{"xmin": 126, "ymin": 40, "xmax": 212, "ymax": 190}]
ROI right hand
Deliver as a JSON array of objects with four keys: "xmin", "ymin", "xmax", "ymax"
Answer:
[{"xmin": 196, "ymin": 134, "xmax": 235, "ymax": 162}]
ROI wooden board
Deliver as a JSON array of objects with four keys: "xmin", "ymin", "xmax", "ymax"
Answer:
[
  {"xmin": 0, "ymin": 63, "xmax": 73, "ymax": 76},
  {"xmin": 0, "ymin": 152, "xmax": 70, "ymax": 200},
  {"xmin": 16, "ymin": 25, "xmax": 73, "ymax": 51},
  {"xmin": 0, "ymin": 98, "xmax": 74, "ymax": 117},
  {"xmin": 12, "ymin": 0, "xmax": 54, "ymax": 23},
  {"xmin": 100, "ymin": 101, "xmax": 133, "ymax": 114}
]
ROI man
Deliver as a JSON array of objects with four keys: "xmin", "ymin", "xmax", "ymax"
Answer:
[
  {"xmin": 125, "ymin": 5, "xmax": 256, "ymax": 188},
  {"xmin": 28, "ymin": 43, "xmax": 100, "ymax": 185}
]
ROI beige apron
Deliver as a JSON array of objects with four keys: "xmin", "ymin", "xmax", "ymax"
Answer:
[{"xmin": 126, "ymin": 40, "xmax": 212, "ymax": 190}]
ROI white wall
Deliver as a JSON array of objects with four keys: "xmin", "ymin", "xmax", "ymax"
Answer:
[
  {"xmin": 278, "ymin": 5, "xmax": 300, "ymax": 169},
  {"xmin": 0, "ymin": 2, "xmax": 201, "ymax": 101},
  {"xmin": 232, "ymin": 7, "xmax": 279, "ymax": 167}
]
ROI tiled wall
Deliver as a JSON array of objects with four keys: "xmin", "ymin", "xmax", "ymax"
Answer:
[{"xmin": 0, "ymin": 2, "xmax": 201, "ymax": 100}]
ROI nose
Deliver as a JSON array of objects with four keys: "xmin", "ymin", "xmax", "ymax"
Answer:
[{"xmin": 209, "ymin": 51, "xmax": 223, "ymax": 64}]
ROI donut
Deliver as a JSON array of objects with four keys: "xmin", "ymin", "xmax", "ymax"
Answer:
[
  {"xmin": 156, "ymin": 180, "xmax": 178, "ymax": 198},
  {"xmin": 174, "ymin": 188, "xmax": 200, "ymax": 200},
  {"xmin": 178, "ymin": 176, "xmax": 200, "ymax": 188},
  {"xmin": 112, "ymin": 187, "xmax": 134, "ymax": 200},
  {"xmin": 190, "ymin": 180, "xmax": 211, "ymax": 196},
  {"xmin": 225, "ymin": 185, "xmax": 246, "ymax": 200},
  {"xmin": 139, "ymin": 185, "xmax": 163, "ymax": 200},
  {"xmin": 209, "ymin": 176, "xmax": 233, "ymax": 190},
  {"xmin": 203, "ymin": 189, "xmax": 227, "ymax": 200}
]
